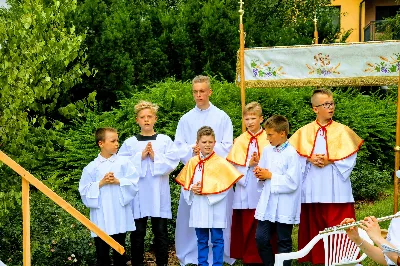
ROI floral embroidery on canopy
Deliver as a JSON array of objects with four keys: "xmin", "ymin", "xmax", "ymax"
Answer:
[
  {"xmin": 364, "ymin": 53, "xmax": 400, "ymax": 74},
  {"xmin": 250, "ymin": 59, "xmax": 285, "ymax": 78},
  {"xmin": 306, "ymin": 53, "xmax": 340, "ymax": 76}
]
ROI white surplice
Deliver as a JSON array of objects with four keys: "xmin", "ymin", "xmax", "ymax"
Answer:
[
  {"xmin": 254, "ymin": 144, "xmax": 304, "ymax": 224},
  {"xmin": 302, "ymin": 128, "xmax": 357, "ymax": 203},
  {"xmin": 385, "ymin": 212, "xmax": 400, "ymax": 265},
  {"xmin": 182, "ymin": 163, "xmax": 229, "ymax": 228},
  {"xmin": 79, "ymin": 154, "xmax": 139, "ymax": 237},
  {"xmin": 232, "ymin": 137, "xmax": 262, "ymax": 209},
  {"xmin": 118, "ymin": 134, "xmax": 179, "ymax": 219},
  {"xmin": 174, "ymin": 102, "xmax": 234, "ymax": 265}
]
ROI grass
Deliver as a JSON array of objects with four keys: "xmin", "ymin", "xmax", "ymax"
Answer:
[{"xmin": 230, "ymin": 187, "xmax": 395, "ymax": 266}]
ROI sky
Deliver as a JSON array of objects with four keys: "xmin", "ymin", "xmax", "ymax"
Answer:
[{"xmin": 0, "ymin": 0, "xmax": 7, "ymax": 8}]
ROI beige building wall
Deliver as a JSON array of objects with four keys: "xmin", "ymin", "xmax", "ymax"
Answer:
[{"xmin": 331, "ymin": 0, "xmax": 360, "ymax": 42}]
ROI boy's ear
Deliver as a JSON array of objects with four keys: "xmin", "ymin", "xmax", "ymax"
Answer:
[
  {"xmin": 312, "ymin": 106, "xmax": 318, "ymax": 114},
  {"xmin": 135, "ymin": 117, "xmax": 139, "ymax": 124}
]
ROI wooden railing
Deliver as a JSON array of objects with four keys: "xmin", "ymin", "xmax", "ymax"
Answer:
[{"xmin": 0, "ymin": 150, "xmax": 124, "ymax": 266}]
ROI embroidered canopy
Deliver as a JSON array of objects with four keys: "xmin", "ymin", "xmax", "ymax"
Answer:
[{"xmin": 236, "ymin": 41, "xmax": 400, "ymax": 88}]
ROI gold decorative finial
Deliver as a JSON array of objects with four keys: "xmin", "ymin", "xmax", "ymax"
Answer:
[
  {"xmin": 313, "ymin": 12, "xmax": 318, "ymax": 32},
  {"xmin": 238, "ymin": 1, "xmax": 244, "ymax": 24}
]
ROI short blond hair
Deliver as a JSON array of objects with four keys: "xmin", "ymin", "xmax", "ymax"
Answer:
[
  {"xmin": 311, "ymin": 88, "xmax": 333, "ymax": 106},
  {"xmin": 243, "ymin": 102, "xmax": 263, "ymax": 116},
  {"xmin": 134, "ymin": 100, "xmax": 159, "ymax": 116},
  {"xmin": 192, "ymin": 75, "xmax": 211, "ymax": 89}
]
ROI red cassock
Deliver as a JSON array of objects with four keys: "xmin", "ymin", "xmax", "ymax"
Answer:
[{"xmin": 298, "ymin": 203, "xmax": 355, "ymax": 264}]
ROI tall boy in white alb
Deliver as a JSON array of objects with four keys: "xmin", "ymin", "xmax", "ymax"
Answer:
[
  {"xmin": 174, "ymin": 75, "xmax": 234, "ymax": 265},
  {"xmin": 118, "ymin": 101, "xmax": 179, "ymax": 266}
]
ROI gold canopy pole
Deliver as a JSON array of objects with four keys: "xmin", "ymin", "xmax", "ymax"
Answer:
[
  {"xmin": 394, "ymin": 70, "xmax": 400, "ymax": 213},
  {"xmin": 239, "ymin": 0, "xmax": 246, "ymax": 132}
]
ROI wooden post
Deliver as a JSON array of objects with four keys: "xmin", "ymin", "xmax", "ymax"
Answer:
[
  {"xmin": 22, "ymin": 179, "xmax": 31, "ymax": 266},
  {"xmin": 0, "ymin": 150, "xmax": 125, "ymax": 255},
  {"xmin": 239, "ymin": 0, "xmax": 246, "ymax": 132},
  {"xmin": 394, "ymin": 71, "xmax": 400, "ymax": 213}
]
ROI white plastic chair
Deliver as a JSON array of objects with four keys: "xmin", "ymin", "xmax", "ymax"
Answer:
[{"xmin": 274, "ymin": 228, "xmax": 373, "ymax": 266}]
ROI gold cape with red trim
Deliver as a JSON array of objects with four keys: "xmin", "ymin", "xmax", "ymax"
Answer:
[
  {"xmin": 289, "ymin": 120, "xmax": 364, "ymax": 161},
  {"xmin": 175, "ymin": 152, "xmax": 243, "ymax": 195},
  {"xmin": 226, "ymin": 130, "xmax": 270, "ymax": 166}
]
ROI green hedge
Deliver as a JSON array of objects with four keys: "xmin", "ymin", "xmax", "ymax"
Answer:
[{"xmin": 0, "ymin": 79, "xmax": 396, "ymax": 265}]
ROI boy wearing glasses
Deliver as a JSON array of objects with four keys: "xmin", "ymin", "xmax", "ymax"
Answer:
[{"xmin": 289, "ymin": 88, "xmax": 364, "ymax": 264}]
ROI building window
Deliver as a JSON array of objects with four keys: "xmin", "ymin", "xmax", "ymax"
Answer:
[{"xmin": 376, "ymin": 5, "xmax": 400, "ymax": 21}]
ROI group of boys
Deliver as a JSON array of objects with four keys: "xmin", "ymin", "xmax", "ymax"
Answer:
[{"xmin": 79, "ymin": 75, "xmax": 363, "ymax": 266}]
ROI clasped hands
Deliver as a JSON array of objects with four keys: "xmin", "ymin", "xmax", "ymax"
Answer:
[
  {"xmin": 308, "ymin": 153, "xmax": 331, "ymax": 168},
  {"xmin": 191, "ymin": 181, "xmax": 202, "ymax": 195},
  {"xmin": 142, "ymin": 142, "xmax": 155, "ymax": 161},
  {"xmin": 249, "ymin": 152, "xmax": 259, "ymax": 167},
  {"xmin": 99, "ymin": 172, "xmax": 120, "ymax": 187},
  {"xmin": 253, "ymin": 166, "xmax": 272, "ymax": 180},
  {"xmin": 192, "ymin": 145, "xmax": 200, "ymax": 156}
]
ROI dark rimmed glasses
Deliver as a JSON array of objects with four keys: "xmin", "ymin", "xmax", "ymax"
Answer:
[{"xmin": 314, "ymin": 102, "xmax": 335, "ymax": 109}]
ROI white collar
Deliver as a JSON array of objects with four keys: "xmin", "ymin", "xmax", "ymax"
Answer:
[
  {"xmin": 97, "ymin": 153, "xmax": 117, "ymax": 163},
  {"xmin": 194, "ymin": 102, "xmax": 213, "ymax": 112}
]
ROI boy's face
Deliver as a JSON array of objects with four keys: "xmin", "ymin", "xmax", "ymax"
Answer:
[
  {"xmin": 265, "ymin": 127, "xmax": 286, "ymax": 147},
  {"xmin": 244, "ymin": 113, "xmax": 263, "ymax": 133},
  {"xmin": 312, "ymin": 94, "xmax": 335, "ymax": 121},
  {"xmin": 98, "ymin": 131, "xmax": 119, "ymax": 155},
  {"xmin": 136, "ymin": 108, "xmax": 157, "ymax": 132},
  {"xmin": 196, "ymin": 135, "xmax": 216, "ymax": 156},
  {"xmin": 192, "ymin": 82, "xmax": 212, "ymax": 109}
]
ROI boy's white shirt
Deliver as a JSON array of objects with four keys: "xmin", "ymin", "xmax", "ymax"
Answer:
[
  {"xmin": 118, "ymin": 134, "xmax": 179, "ymax": 219},
  {"xmin": 79, "ymin": 154, "xmax": 139, "ymax": 237},
  {"xmin": 232, "ymin": 136, "xmax": 262, "ymax": 209},
  {"xmin": 182, "ymin": 157, "xmax": 228, "ymax": 228},
  {"xmin": 302, "ymin": 128, "xmax": 357, "ymax": 203},
  {"xmin": 174, "ymin": 102, "xmax": 235, "ymax": 265},
  {"xmin": 255, "ymin": 144, "xmax": 305, "ymax": 224}
]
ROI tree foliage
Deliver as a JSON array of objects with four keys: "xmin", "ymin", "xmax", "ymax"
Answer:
[
  {"xmin": 0, "ymin": 0, "xmax": 90, "ymax": 155},
  {"xmin": 72, "ymin": 0, "xmax": 349, "ymax": 109}
]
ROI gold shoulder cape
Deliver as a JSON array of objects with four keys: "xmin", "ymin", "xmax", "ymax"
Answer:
[
  {"xmin": 289, "ymin": 120, "xmax": 363, "ymax": 161},
  {"xmin": 226, "ymin": 130, "xmax": 270, "ymax": 166},
  {"xmin": 175, "ymin": 152, "xmax": 243, "ymax": 195}
]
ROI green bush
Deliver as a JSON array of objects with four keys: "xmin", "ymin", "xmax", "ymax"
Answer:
[
  {"xmin": 350, "ymin": 163, "xmax": 392, "ymax": 201},
  {"xmin": 0, "ymin": 191, "xmax": 96, "ymax": 266}
]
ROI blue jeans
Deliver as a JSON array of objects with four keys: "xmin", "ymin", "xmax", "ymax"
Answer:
[
  {"xmin": 195, "ymin": 228, "xmax": 224, "ymax": 266},
  {"xmin": 255, "ymin": 220, "xmax": 293, "ymax": 266}
]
